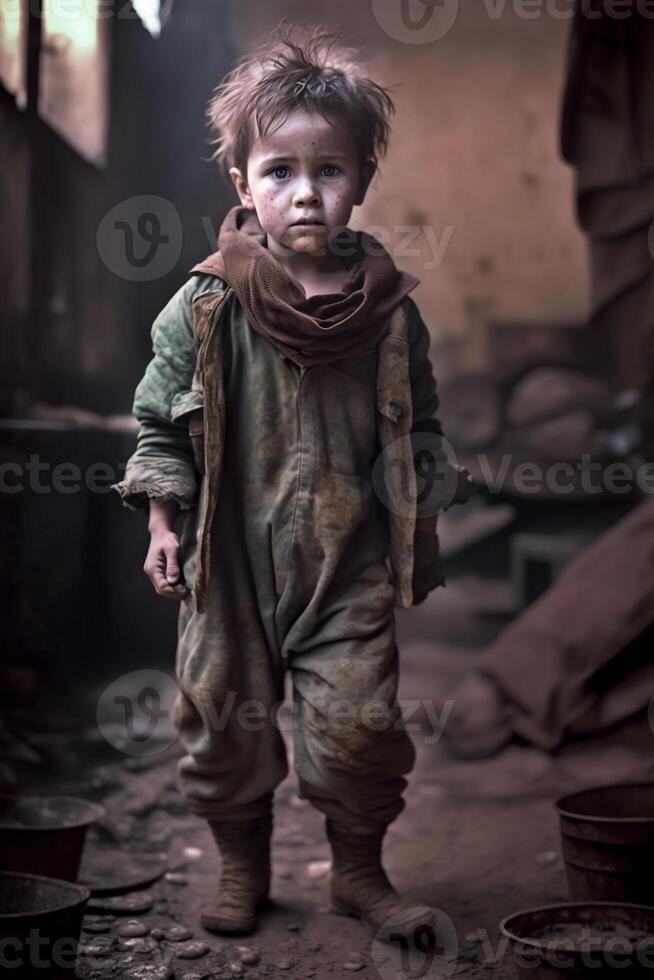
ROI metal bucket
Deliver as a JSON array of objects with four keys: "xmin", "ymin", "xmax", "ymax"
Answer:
[
  {"xmin": 500, "ymin": 902, "xmax": 654, "ymax": 980},
  {"xmin": 0, "ymin": 871, "xmax": 90, "ymax": 979},
  {"xmin": 0, "ymin": 796, "xmax": 105, "ymax": 882},
  {"xmin": 556, "ymin": 784, "xmax": 654, "ymax": 903}
]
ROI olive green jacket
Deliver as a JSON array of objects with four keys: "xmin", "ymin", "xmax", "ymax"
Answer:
[{"xmin": 111, "ymin": 273, "xmax": 474, "ymax": 613}]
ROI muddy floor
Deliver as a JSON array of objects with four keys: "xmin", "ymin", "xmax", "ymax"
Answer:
[{"xmin": 7, "ymin": 581, "xmax": 653, "ymax": 980}]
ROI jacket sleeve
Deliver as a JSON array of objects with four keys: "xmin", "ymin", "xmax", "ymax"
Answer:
[
  {"xmin": 404, "ymin": 296, "xmax": 475, "ymax": 605},
  {"xmin": 405, "ymin": 296, "xmax": 476, "ymax": 511},
  {"xmin": 405, "ymin": 295, "xmax": 444, "ymax": 439},
  {"xmin": 111, "ymin": 278, "xmax": 205, "ymax": 514}
]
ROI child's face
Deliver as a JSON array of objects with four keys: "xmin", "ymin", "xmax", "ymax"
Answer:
[{"xmin": 230, "ymin": 109, "xmax": 374, "ymax": 257}]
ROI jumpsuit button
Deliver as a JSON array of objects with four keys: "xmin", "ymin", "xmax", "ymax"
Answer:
[{"xmin": 389, "ymin": 401, "xmax": 403, "ymax": 419}]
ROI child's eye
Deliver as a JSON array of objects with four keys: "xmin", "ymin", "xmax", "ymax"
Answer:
[
  {"xmin": 271, "ymin": 166, "xmax": 290, "ymax": 179},
  {"xmin": 321, "ymin": 165, "xmax": 340, "ymax": 177}
]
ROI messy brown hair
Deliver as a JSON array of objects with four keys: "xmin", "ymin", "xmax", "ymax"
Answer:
[{"xmin": 207, "ymin": 19, "xmax": 396, "ymax": 180}]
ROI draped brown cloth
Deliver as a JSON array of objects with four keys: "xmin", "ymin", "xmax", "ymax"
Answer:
[
  {"xmin": 445, "ymin": 12, "xmax": 654, "ymax": 760},
  {"xmin": 191, "ymin": 205, "xmax": 420, "ymax": 367},
  {"xmin": 474, "ymin": 500, "xmax": 654, "ymax": 752},
  {"xmin": 560, "ymin": 9, "xmax": 654, "ymax": 388}
]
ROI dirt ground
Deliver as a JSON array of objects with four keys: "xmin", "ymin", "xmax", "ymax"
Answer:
[{"xmin": 10, "ymin": 581, "xmax": 653, "ymax": 980}]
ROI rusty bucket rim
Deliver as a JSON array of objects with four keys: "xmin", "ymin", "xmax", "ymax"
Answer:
[
  {"xmin": 0, "ymin": 794, "xmax": 105, "ymax": 832},
  {"xmin": 500, "ymin": 900, "xmax": 654, "ymax": 953},
  {"xmin": 555, "ymin": 783, "xmax": 654, "ymax": 824},
  {"xmin": 0, "ymin": 870, "xmax": 91, "ymax": 919}
]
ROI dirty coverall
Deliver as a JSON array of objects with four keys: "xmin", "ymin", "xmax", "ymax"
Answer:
[{"xmin": 114, "ymin": 274, "xmax": 445, "ymax": 829}]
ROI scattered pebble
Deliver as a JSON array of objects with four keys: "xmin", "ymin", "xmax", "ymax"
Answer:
[
  {"xmin": 150, "ymin": 928, "xmax": 165, "ymax": 940},
  {"xmin": 88, "ymin": 892, "xmax": 154, "ymax": 915},
  {"xmin": 164, "ymin": 872, "xmax": 188, "ymax": 885},
  {"xmin": 343, "ymin": 962, "xmax": 365, "ymax": 972},
  {"xmin": 164, "ymin": 924, "xmax": 194, "ymax": 942},
  {"xmin": 115, "ymin": 960, "xmax": 174, "ymax": 980},
  {"xmin": 306, "ymin": 860, "xmax": 331, "ymax": 879},
  {"xmin": 536, "ymin": 851, "xmax": 559, "ymax": 866},
  {"xmin": 80, "ymin": 942, "xmax": 112, "ymax": 958},
  {"xmin": 229, "ymin": 963, "xmax": 245, "ymax": 976},
  {"xmin": 182, "ymin": 846, "xmax": 203, "ymax": 861},
  {"xmin": 276, "ymin": 959, "xmax": 294, "ymax": 970},
  {"xmin": 175, "ymin": 941, "xmax": 210, "ymax": 959},
  {"xmin": 118, "ymin": 919, "xmax": 150, "ymax": 938},
  {"xmin": 83, "ymin": 919, "xmax": 112, "ymax": 935},
  {"xmin": 286, "ymin": 921, "xmax": 304, "ymax": 932},
  {"xmin": 238, "ymin": 948, "xmax": 260, "ymax": 965},
  {"xmin": 306, "ymin": 942, "xmax": 323, "ymax": 952},
  {"xmin": 121, "ymin": 937, "xmax": 157, "ymax": 955}
]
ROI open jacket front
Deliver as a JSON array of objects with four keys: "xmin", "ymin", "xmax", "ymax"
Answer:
[{"xmin": 112, "ymin": 272, "xmax": 474, "ymax": 613}]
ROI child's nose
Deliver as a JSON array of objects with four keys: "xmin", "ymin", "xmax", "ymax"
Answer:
[{"xmin": 292, "ymin": 179, "xmax": 321, "ymax": 208}]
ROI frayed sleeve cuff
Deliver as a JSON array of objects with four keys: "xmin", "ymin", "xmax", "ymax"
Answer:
[{"xmin": 110, "ymin": 457, "xmax": 198, "ymax": 513}]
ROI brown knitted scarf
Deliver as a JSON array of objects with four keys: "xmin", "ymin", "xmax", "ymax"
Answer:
[{"xmin": 190, "ymin": 205, "xmax": 420, "ymax": 366}]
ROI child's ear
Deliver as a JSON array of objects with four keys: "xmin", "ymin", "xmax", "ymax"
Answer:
[
  {"xmin": 354, "ymin": 160, "xmax": 376, "ymax": 206},
  {"xmin": 229, "ymin": 167, "xmax": 254, "ymax": 208}
]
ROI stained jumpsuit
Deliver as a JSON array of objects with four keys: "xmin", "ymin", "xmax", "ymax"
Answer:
[{"xmin": 172, "ymin": 295, "xmax": 417, "ymax": 828}]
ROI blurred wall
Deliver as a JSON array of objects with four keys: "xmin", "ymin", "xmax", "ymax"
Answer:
[{"xmin": 1, "ymin": 0, "xmax": 236, "ymax": 418}]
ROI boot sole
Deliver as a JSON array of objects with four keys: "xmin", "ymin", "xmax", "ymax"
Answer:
[
  {"xmin": 330, "ymin": 897, "xmax": 437, "ymax": 944},
  {"xmin": 330, "ymin": 898, "xmax": 394, "ymax": 941},
  {"xmin": 201, "ymin": 896, "xmax": 273, "ymax": 935},
  {"xmin": 330, "ymin": 897, "xmax": 361, "ymax": 919},
  {"xmin": 330, "ymin": 896, "xmax": 382, "ymax": 938}
]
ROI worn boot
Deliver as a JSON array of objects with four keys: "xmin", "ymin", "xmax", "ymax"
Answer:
[
  {"xmin": 326, "ymin": 818, "xmax": 438, "ymax": 943},
  {"xmin": 201, "ymin": 802, "xmax": 273, "ymax": 935}
]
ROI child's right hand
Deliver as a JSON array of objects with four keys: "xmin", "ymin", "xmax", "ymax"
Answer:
[{"xmin": 144, "ymin": 530, "xmax": 190, "ymax": 601}]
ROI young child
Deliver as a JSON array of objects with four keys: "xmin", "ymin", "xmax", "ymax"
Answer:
[{"xmin": 112, "ymin": 22, "xmax": 472, "ymax": 943}]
